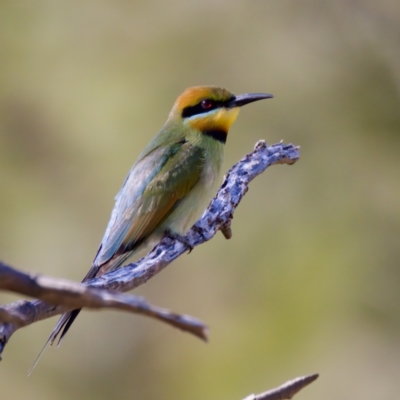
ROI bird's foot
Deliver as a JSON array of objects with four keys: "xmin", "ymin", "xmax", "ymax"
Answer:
[
  {"xmin": 191, "ymin": 224, "xmax": 208, "ymax": 241},
  {"xmin": 165, "ymin": 231, "xmax": 195, "ymax": 253}
]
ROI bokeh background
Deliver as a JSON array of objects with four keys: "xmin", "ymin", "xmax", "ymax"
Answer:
[{"xmin": 1, "ymin": 1, "xmax": 400, "ymax": 399}]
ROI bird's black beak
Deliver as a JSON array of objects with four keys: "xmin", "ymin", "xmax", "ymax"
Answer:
[{"xmin": 227, "ymin": 93, "xmax": 274, "ymax": 108}]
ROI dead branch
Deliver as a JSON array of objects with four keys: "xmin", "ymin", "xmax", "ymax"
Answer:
[
  {"xmin": 0, "ymin": 260, "xmax": 208, "ymax": 360},
  {"xmin": 242, "ymin": 373, "xmax": 319, "ymax": 400},
  {"xmin": 0, "ymin": 141, "xmax": 300, "ymax": 359}
]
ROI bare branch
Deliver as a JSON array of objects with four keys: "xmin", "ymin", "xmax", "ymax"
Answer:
[
  {"xmin": 242, "ymin": 374, "xmax": 319, "ymax": 400},
  {"xmin": 0, "ymin": 141, "xmax": 300, "ymax": 358},
  {"xmin": 0, "ymin": 261, "xmax": 208, "ymax": 360}
]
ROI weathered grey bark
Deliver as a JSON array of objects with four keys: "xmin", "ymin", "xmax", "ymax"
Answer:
[
  {"xmin": 0, "ymin": 141, "xmax": 300, "ymax": 359},
  {"xmin": 0, "ymin": 261, "xmax": 209, "ymax": 348}
]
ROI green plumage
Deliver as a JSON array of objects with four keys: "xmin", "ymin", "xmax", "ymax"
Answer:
[
  {"xmin": 96, "ymin": 126, "xmax": 223, "ymax": 272},
  {"xmin": 30, "ymin": 86, "xmax": 272, "ymax": 373}
]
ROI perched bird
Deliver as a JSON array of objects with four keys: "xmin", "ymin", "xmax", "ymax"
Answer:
[{"xmin": 30, "ymin": 86, "xmax": 273, "ymax": 372}]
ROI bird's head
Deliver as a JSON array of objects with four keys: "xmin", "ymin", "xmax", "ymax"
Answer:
[{"xmin": 169, "ymin": 86, "xmax": 273, "ymax": 142}]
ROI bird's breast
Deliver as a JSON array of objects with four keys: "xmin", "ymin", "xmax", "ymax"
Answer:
[{"xmin": 161, "ymin": 142, "xmax": 224, "ymax": 235}]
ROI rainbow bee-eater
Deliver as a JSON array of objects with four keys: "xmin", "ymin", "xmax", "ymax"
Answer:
[{"xmin": 31, "ymin": 86, "xmax": 273, "ymax": 371}]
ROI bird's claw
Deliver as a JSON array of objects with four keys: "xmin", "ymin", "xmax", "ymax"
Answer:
[
  {"xmin": 191, "ymin": 224, "xmax": 208, "ymax": 241},
  {"xmin": 166, "ymin": 231, "xmax": 194, "ymax": 253}
]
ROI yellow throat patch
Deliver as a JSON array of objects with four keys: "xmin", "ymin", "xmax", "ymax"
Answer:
[{"xmin": 187, "ymin": 107, "xmax": 240, "ymax": 133}]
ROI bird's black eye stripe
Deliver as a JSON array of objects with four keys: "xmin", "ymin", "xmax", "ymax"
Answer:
[
  {"xmin": 182, "ymin": 101, "xmax": 217, "ymax": 118},
  {"xmin": 182, "ymin": 97, "xmax": 235, "ymax": 118}
]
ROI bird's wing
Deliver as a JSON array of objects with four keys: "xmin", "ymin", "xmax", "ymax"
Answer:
[{"xmin": 94, "ymin": 141, "xmax": 204, "ymax": 268}]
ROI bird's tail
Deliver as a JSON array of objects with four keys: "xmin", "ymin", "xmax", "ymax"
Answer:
[
  {"xmin": 28, "ymin": 263, "xmax": 100, "ymax": 376},
  {"xmin": 28, "ymin": 310, "xmax": 78, "ymax": 376},
  {"xmin": 29, "ymin": 252, "xmax": 132, "ymax": 375}
]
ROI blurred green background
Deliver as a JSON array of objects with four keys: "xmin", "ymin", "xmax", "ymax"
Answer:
[{"xmin": 1, "ymin": 1, "xmax": 400, "ymax": 399}]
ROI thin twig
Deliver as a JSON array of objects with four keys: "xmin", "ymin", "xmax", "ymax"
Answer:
[{"xmin": 242, "ymin": 374, "xmax": 319, "ymax": 400}]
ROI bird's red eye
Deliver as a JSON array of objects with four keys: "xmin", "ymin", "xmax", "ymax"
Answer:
[{"xmin": 201, "ymin": 99, "xmax": 213, "ymax": 109}]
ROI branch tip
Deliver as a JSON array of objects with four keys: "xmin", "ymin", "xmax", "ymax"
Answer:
[{"xmin": 242, "ymin": 373, "xmax": 319, "ymax": 400}]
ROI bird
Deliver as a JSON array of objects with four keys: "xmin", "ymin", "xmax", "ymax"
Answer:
[{"xmin": 30, "ymin": 85, "xmax": 273, "ymax": 372}]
